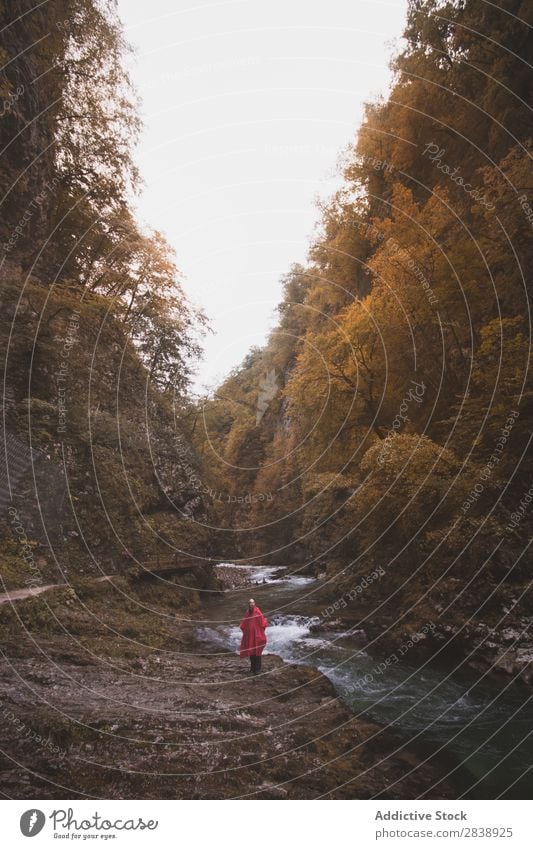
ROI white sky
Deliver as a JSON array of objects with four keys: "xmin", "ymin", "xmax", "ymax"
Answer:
[{"xmin": 117, "ymin": 0, "xmax": 408, "ymax": 392}]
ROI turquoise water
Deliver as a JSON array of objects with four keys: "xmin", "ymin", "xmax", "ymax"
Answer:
[{"xmin": 197, "ymin": 566, "xmax": 533, "ymax": 798}]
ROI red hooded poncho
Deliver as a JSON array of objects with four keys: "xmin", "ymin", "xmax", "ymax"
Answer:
[{"xmin": 239, "ymin": 605, "xmax": 268, "ymax": 658}]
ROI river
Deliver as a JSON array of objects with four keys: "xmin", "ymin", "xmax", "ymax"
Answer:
[{"xmin": 195, "ymin": 565, "xmax": 532, "ymax": 799}]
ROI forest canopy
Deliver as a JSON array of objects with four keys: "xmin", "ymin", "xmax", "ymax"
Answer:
[{"xmin": 195, "ymin": 0, "xmax": 533, "ymax": 606}]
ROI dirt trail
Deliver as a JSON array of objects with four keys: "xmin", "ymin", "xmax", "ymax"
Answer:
[
  {"xmin": 0, "ymin": 646, "xmax": 457, "ymax": 800},
  {"xmin": 0, "ymin": 575, "xmax": 114, "ymax": 606},
  {"xmin": 0, "ymin": 584, "xmax": 64, "ymax": 605},
  {"xmin": 0, "ymin": 574, "xmax": 459, "ymax": 800}
]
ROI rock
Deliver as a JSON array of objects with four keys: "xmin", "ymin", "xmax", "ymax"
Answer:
[
  {"xmin": 494, "ymin": 648, "xmax": 533, "ymax": 684},
  {"xmin": 501, "ymin": 628, "xmax": 520, "ymax": 643},
  {"xmin": 309, "ymin": 618, "xmax": 343, "ymax": 633},
  {"xmin": 214, "ymin": 565, "xmax": 252, "ymax": 590},
  {"xmin": 0, "ymin": 648, "xmax": 457, "ymax": 799},
  {"xmin": 516, "ymin": 648, "xmax": 533, "ymax": 663}
]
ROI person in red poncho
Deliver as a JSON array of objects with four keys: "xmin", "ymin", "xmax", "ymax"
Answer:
[{"xmin": 240, "ymin": 598, "xmax": 268, "ymax": 674}]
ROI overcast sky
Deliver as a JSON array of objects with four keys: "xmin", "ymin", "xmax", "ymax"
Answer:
[{"xmin": 117, "ymin": 0, "xmax": 408, "ymax": 392}]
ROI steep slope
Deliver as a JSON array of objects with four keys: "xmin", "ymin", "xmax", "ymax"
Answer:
[{"xmin": 200, "ymin": 0, "xmax": 533, "ymax": 671}]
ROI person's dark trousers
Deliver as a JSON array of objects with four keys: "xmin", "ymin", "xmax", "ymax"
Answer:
[{"xmin": 250, "ymin": 655, "xmax": 262, "ymax": 674}]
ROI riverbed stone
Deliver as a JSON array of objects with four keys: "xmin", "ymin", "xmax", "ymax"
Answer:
[{"xmin": 0, "ymin": 607, "xmax": 457, "ymax": 799}]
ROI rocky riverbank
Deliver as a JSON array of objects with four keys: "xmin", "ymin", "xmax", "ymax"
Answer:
[
  {"xmin": 0, "ymin": 576, "xmax": 458, "ymax": 800},
  {"xmin": 208, "ymin": 562, "xmax": 533, "ymax": 687},
  {"xmin": 213, "ymin": 563, "xmax": 252, "ymax": 590},
  {"xmin": 313, "ymin": 564, "xmax": 533, "ymax": 688}
]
